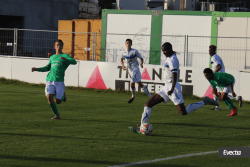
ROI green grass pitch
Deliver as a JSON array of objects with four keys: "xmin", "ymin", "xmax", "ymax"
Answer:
[{"xmin": 0, "ymin": 80, "xmax": 250, "ymax": 167}]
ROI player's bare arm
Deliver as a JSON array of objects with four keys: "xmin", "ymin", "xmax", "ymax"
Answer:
[
  {"xmin": 31, "ymin": 67, "xmax": 38, "ymax": 72},
  {"xmin": 140, "ymin": 58, "xmax": 143, "ymax": 68},
  {"xmin": 214, "ymin": 64, "xmax": 222, "ymax": 72},
  {"xmin": 168, "ymin": 72, "xmax": 177, "ymax": 96},
  {"xmin": 121, "ymin": 59, "xmax": 126, "ymax": 70}
]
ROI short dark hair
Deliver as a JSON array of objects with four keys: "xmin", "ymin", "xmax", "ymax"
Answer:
[
  {"xmin": 126, "ymin": 39, "xmax": 132, "ymax": 45},
  {"xmin": 209, "ymin": 45, "xmax": 216, "ymax": 51},
  {"xmin": 203, "ymin": 68, "xmax": 213, "ymax": 74},
  {"xmin": 162, "ymin": 42, "xmax": 172, "ymax": 51},
  {"xmin": 55, "ymin": 39, "xmax": 64, "ymax": 45}
]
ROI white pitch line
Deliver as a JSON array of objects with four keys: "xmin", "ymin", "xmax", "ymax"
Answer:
[{"xmin": 107, "ymin": 151, "xmax": 218, "ymax": 167}]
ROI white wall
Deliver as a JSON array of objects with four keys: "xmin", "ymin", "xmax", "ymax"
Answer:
[
  {"xmin": 217, "ymin": 17, "xmax": 250, "ymax": 70},
  {"xmin": 0, "ymin": 56, "xmax": 12, "ymax": 79},
  {"xmin": 106, "ymin": 14, "xmax": 152, "ymax": 64},
  {"xmin": 0, "ymin": 56, "xmax": 79, "ymax": 86},
  {"xmin": 1, "ymin": 56, "xmax": 249, "ymax": 101},
  {"xmin": 162, "ymin": 15, "xmax": 212, "ymax": 67}
]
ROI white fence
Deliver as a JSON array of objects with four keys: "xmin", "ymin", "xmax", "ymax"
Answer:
[{"xmin": 1, "ymin": 28, "xmax": 250, "ymax": 70}]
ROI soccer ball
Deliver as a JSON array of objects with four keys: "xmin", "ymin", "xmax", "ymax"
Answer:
[{"xmin": 140, "ymin": 123, "xmax": 153, "ymax": 135}]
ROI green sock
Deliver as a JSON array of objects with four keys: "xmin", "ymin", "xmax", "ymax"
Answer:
[
  {"xmin": 224, "ymin": 98, "xmax": 236, "ymax": 110},
  {"xmin": 224, "ymin": 100, "xmax": 232, "ymax": 109},
  {"xmin": 49, "ymin": 101, "xmax": 59, "ymax": 115},
  {"xmin": 61, "ymin": 94, "xmax": 65, "ymax": 101}
]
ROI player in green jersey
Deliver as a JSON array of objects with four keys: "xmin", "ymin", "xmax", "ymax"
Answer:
[
  {"xmin": 203, "ymin": 68, "xmax": 241, "ymax": 116},
  {"xmin": 32, "ymin": 39, "xmax": 77, "ymax": 119}
]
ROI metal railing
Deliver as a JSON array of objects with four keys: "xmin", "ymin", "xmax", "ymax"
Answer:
[
  {"xmin": 0, "ymin": 28, "xmax": 97, "ymax": 60},
  {"xmin": 1, "ymin": 28, "xmax": 250, "ymax": 71}
]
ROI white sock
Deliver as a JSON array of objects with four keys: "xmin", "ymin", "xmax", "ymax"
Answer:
[
  {"xmin": 185, "ymin": 101, "xmax": 205, "ymax": 114},
  {"xmin": 132, "ymin": 88, "xmax": 136, "ymax": 98},
  {"xmin": 228, "ymin": 95, "xmax": 239, "ymax": 100},
  {"xmin": 213, "ymin": 94, "xmax": 220, "ymax": 109},
  {"xmin": 141, "ymin": 106, "xmax": 151, "ymax": 124},
  {"xmin": 142, "ymin": 85, "xmax": 152, "ymax": 98}
]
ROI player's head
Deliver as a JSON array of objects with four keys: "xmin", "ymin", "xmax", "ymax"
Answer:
[
  {"xmin": 161, "ymin": 42, "xmax": 174, "ymax": 57},
  {"xmin": 209, "ymin": 45, "xmax": 216, "ymax": 56},
  {"xmin": 203, "ymin": 68, "xmax": 213, "ymax": 80},
  {"xmin": 54, "ymin": 39, "xmax": 63, "ymax": 52},
  {"xmin": 125, "ymin": 39, "xmax": 132, "ymax": 50},
  {"xmin": 126, "ymin": 39, "xmax": 132, "ymax": 45}
]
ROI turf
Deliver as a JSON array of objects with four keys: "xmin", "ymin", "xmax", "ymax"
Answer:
[{"xmin": 0, "ymin": 81, "xmax": 250, "ymax": 167}]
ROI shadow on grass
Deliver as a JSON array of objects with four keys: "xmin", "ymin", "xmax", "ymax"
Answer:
[
  {"xmin": 0, "ymin": 154, "xmax": 122, "ymax": 165},
  {"xmin": 152, "ymin": 122, "xmax": 250, "ymax": 130},
  {"xmin": 134, "ymin": 164, "xmax": 194, "ymax": 167},
  {"xmin": 0, "ymin": 132, "xmax": 207, "ymax": 146}
]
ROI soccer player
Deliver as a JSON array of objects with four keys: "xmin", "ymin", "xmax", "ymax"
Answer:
[
  {"xmin": 203, "ymin": 68, "xmax": 241, "ymax": 116},
  {"xmin": 31, "ymin": 39, "xmax": 77, "ymax": 119},
  {"xmin": 121, "ymin": 39, "xmax": 151, "ymax": 103},
  {"xmin": 129, "ymin": 42, "xmax": 219, "ymax": 133},
  {"xmin": 209, "ymin": 45, "xmax": 242, "ymax": 110}
]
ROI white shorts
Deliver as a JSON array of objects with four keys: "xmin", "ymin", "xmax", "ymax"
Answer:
[
  {"xmin": 45, "ymin": 81, "xmax": 65, "ymax": 99},
  {"xmin": 216, "ymin": 78, "xmax": 235, "ymax": 93},
  {"xmin": 157, "ymin": 82, "xmax": 184, "ymax": 105},
  {"xmin": 129, "ymin": 66, "xmax": 142, "ymax": 83}
]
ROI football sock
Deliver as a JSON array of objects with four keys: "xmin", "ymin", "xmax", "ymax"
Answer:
[
  {"xmin": 50, "ymin": 101, "xmax": 59, "ymax": 115},
  {"xmin": 224, "ymin": 98, "xmax": 236, "ymax": 110},
  {"xmin": 142, "ymin": 85, "xmax": 152, "ymax": 98},
  {"xmin": 132, "ymin": 88, "xmax": 136, "ymax": 98},
  {"xmin": 185, "ymin": 101, "xmax": 205, "ymax": 114},
  {"xmin": 141, "ymin": 106, "xmax": 151, "ymax": 124},
  {"xmin": 227, "ymin": 98, "xmax": 236, "ymax": 109},
  {"xmin": 228, "ymin": 94, "xmax": 239, "ymax": 100},
  {"xmin": 61, "ymin": 94, "xmax": 65, "ymax": 101},
  {"xmin": 224, "ymin": 100, "xmax": 232, "ymax": 109},
  {"xmin": 213, "ymin": 94, "xmax": 220, "ymax": 109}
]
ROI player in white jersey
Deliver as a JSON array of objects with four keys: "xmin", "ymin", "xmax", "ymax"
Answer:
[
  {"xmin": 129, "ymin": 42, "xmax": 219, "ymax": 133},
  {"xmin": 209, "ymin": 45, "xmax": 242, "ymax": 110},
  {"xmin": 120, "ymin": 39, "xmax": 152, "ymax": 103}
]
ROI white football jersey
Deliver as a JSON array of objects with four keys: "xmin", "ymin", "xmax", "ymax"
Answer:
[
  {"xmin": 211, "ymin": 54, "xmax": 225, "ymax": 72},
  {"xmin": 163, "ymin": 54, "xmax": 179, "ymax": 83},
  {"xmin": 121, "ymin": 48, "xmax": 142, "ymax": 69}
]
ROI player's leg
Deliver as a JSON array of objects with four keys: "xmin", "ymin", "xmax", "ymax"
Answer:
[
  {"xmin": 128, "ymin": 82, "xmax": 136, "ymax": 103},
  {"xmin": 45, "ymin": 81, "xmax": 60, "ymax": 119},
  {"xmin": 210, "ymin": 88, "xmax": 221, "ymax": 111},
  {"xmin": 220, "ymin": 92, "xmax": 238, "ymax": 116},
  {"xmin": 141, "ymin": 94, "xmax": 165, "ymax": 124},
  {"xmin": 227, "ymin": 94, "xmax": 242, "ymax": 107},
  {"xmin": 128, "ymin": 66, "xmax": 143, "ymax": 103},
  {"xmin": 129, "ymin": 86, "xmax": 166, "ymax": 133},
  {"xmin": 226, "ymin": 78, "xmax": 242, "ymax": 107},
  {"xmin": 47, "ymin": 94, "xmax": 60, "ymax": 118},
  {"xmin": 176, "ymin": 97, "xmax": 219, "ymax": 115},
  {"xmin": 137, "ymin": 82, "xmax": 152, "ymax": 98},
  {"xmin": 221, "ymin": 80, "xmax": 238, "ymax": 116},
  {"xmin": 54, "ymin": 82, "xmax": 66, "ymax": 105},
  {"xmin": 169, "ymin": 83, "xmax": 218, "ymax": 115},
  {"xmin": 63, "ymin": 92, "xmax": 67, "ymax": 102}
]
